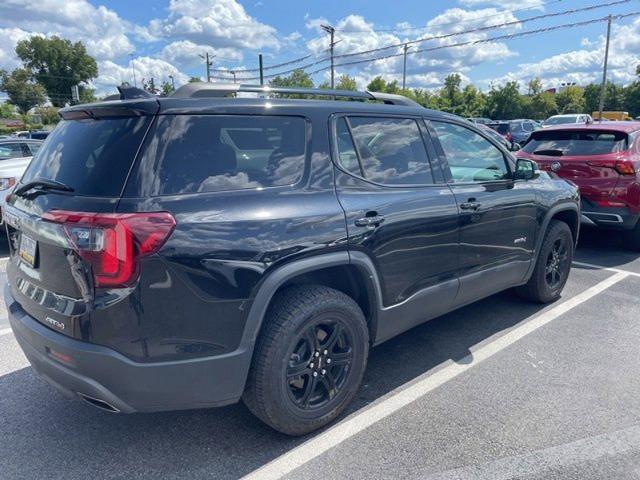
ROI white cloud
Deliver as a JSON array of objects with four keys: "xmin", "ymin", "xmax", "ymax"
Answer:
[
  {"xmin": 96, "ymin": 57, "xmax": 190, "ymax": 95},
  {"xmin": 161, "ymin": 40, "xmax": 243, "ymax": 67},
  {"xmin": 0, "ymin": 27, "xmax": 36, "ymax": 71},
  {"xmin": 0, "ymin": 0, "xmax": 133, "ymax": 60},
  {"xmin": 481, "ymin": 17, "xmax": 640, "ymax": 89},
  {"xmin": 304, "ymin": 9, "xmax": 518, "ymax": 89},
  {"xmin": 144, "ymin": 0, "xmax": 280, "ymax": 50}
]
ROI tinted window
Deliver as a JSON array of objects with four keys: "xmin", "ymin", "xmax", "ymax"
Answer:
[
  {"xmin": 27, "ymin": 142, "xmax": 41, "ymax": 155},
  {"xmin": 132, "ymin": 115, "xmax": 306, "ymax": 196},
  {"xmin": 522, "ymin": 130, "xmax": 629, "ymax": 156},
  {"xmin": 335, "ymin": 118, "xmax": 361, "ymax": 176},
  {"xmin": 346, "ymin": 117, "xmax": 433, "ymax": 185},
  {"xmin": 489, "ymin": 123, "xmax": 510, "ymax": 135},
  {"xmin": 21, "ymin": 117, "xmax": 151, "ymax": 196},
  {"xmin": 431, "ymin": 121, "xmax": 510, "ymax": 183},
  {"xmin": 0, "ymin": 143, "xmax": 24, "ymax": 160}
]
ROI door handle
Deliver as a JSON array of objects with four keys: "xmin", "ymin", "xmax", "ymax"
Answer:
[
  {"xmin": 355, "ymin": 215, "xmax": 385, "ymax": 227},
  {"xmin": 460, "ymin": 202, "xmax": 481, "ymax": 211}
]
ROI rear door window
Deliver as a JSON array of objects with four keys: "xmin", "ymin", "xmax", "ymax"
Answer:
[
  {"xmin": 0, "ymin": 143, "xmax": 24, "ymax": 160},
  {"xmin": 340, "ymin": 116, "xmax": 434, "ymax": 185},
  {"xmin": 20, "ymin": 117, "xmax": 151, "ymax": 196},
  {"xmin": 522, "ymin": 130, "xmax": 629, "ymax": 156},
  {"xmin": 130, "ymin": 115, "xmax": 306, "ymax": 196}
]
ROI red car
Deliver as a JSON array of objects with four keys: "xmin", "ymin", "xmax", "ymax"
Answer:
[{"xmin": 517, "ymin": 122, "xmax": 640, "ymax": 249}]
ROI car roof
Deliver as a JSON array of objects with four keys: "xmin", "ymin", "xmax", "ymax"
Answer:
[
  {"xmin": 540, "ymin": 121, "xmax": 640, "ymax": 133},
  {"xmin": 62, "ymin": 96, "xmax": 462, "ymax": 121}
]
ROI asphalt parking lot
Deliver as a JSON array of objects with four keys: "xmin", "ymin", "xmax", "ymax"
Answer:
[{"xmin": 1, "ymin": 229, "xmax": 640, "ymax": 480}]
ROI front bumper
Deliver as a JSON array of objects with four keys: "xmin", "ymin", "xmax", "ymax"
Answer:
[{"xmin": 5, "ymin": 285, "xmax": 252, "ymax": 413}]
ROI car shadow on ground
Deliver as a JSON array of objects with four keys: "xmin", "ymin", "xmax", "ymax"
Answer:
[
  {"xmin": 0, "ymin": 286, "xmax": 582, "ymax": 480},
  {"xmin": 575, "ymin": 227, "xmax": 640, "ymax": 271}
]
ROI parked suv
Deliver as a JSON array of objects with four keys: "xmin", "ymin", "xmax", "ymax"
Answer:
[
  {"xmin": 517, "ymin": 122, "xmax": 640, "ymax": 249},
  {"xmin": 4, "ymin": 84, "xmax": 579, "ymax": 435}
]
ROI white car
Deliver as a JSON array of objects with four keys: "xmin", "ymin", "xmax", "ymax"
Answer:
[
  {"xmin": 0, "ymin": 139, "xmax": 42, "ymax": 225},
  {"xmin": 542, "ymin": 114, "xmax": 593, "ymax": 127}
]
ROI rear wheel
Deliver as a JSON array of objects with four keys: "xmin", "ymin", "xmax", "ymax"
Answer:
[
  {"xmin": 517, "ymin": 220, "xmax": 573, "ymax": 303},
  {"xmin": 243, "ymin": 285, "xmax": 369, "ymax": 436}
]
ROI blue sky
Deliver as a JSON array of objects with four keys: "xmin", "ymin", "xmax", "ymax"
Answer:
[{"xmin": 1, "ymin": 0, "xmax": 639, "ymax": 96}]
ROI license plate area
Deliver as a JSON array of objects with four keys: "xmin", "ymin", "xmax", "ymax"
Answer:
[{"xmin": 19, "ymin": 233, "xmax": 37, "ymax": 267}]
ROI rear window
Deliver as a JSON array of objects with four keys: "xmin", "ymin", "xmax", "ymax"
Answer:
[
  {"xmin": 489, "ymin": 123, "xmax": 510, "ymax": 135},
  {"xmin": 20, "ymin": 117, "xmax": 151, "ymax": 196},
  {"xmin": 522, "ymin": 130, "xmax": 629, "ymax": 156},
  {"xmin": 130, "ymin": 115, "xmax": 306, "ymax": 196}
]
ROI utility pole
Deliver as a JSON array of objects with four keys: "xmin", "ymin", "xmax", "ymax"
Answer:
[
  {"xmin": 402, "ymin": 44, "xmax": 409, "ymax": 91},
  {"xmin": 129, "ymin": 54, "xmax": 137, "ymax": 88},
  {"xmin": 199, "ymin": 52, "xmax": 215, "ymax": 82},
  {"xmin": 230, "ymin": 71, "xmax": 237, "ymax": 83},
  {"xmin": 259, "ymin": 54, "xmax": 264, "ymax": 86},
  {"xmin": 321, "ymin": 24, "xmax": 336, "ymax": 89},
  {"xmin": 598, "ymin": 15, "xmax": 612, "ymax": 121}
]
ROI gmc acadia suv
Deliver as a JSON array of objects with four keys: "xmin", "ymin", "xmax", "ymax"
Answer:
[{"xmin": 3, "ymin": 84, "xmax": 579, "ymax": 435}]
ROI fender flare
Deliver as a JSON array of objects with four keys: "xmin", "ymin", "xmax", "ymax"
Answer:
[{"xmin": 524, "ymin": 201, "xmax": 580, "ymax": 280}]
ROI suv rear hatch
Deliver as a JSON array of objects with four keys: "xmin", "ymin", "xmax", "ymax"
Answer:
[
  {"xmin": 3, "ymin": 100, "xmax": 172, "ymax": 339},
  {"xmin": 521, "ymin": 128, "xmax": 634, "ymax": 202}
]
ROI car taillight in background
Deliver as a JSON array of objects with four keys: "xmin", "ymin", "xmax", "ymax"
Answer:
[
  {"xmin": 586, "ymin": 159, "xmax": 637, "ymax": 176},
  {"xmin": 42, "ymin": 211, "xmax": 176, "ymax": 288}
]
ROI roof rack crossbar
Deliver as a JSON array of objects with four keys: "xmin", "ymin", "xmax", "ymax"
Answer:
[{"xmin": 170, "ymin": 82, "xmax": 420, "ymax": 107}]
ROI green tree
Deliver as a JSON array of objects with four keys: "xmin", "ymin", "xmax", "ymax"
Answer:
[
  {"xmin": 35, "ymin": 106, "xmax": 59, "ymax": 125},
  {"xmin": 15, "ymin": 36, "xmax": 98, "ymax": 107},
  {"xmin": 269, "ymin": 69, "xmax": 314, "ymax": 98},
  {"xmin": 0, "ymin": 68, "xmax": 46, "ymax": 114},
  {"xmin": 555, "ymin": 86, "xmax": 585, "ymax": 114},
  {"xmin": 583, "ymin": 84, "xmax": 601, "ymax": 115},
  {"xmin": 0, "ymin": 101, "xmax": 17, "ymax": 119},
  {"xmin": 437, "ymin": 73, "xmax": 464, "ymax": 114},
  {"xmin": 160, "ymin": 80, "xmax": 175, "ymax": 97},
  {"xmin": 624, "ymin": 81, "xmax": 640, "ymax": 117},
  {"xmin": 335, "ymin": 74, "xmax": 357, "ymax": 91},
  {"xmin": 484, "ymin": 82, "xmax": 523, "ymax": 119},
  {"xmin": 528, "ymin": 91, "xmax": 557, "ymax": 119},
  {"xmin": 366, "ymin": 76, "xmax": 387, "ymax": 92},
  {"xmin": 604, "ymin": 82, "xmax": 625, "ymax": 111},
  {"xmin": 460, "ymin": 84, "xmax": 486, "ymax": 117},
  {"xmin": 526, "ymin": 78, "xmax": 543, "ymax": 96},
  {"xmin": 189, "ymin": 76, "xmax": 202, "ymax": 83}
]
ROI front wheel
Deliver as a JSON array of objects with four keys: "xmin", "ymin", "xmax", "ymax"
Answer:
[
  {"xmin": 243, "ymin": 285, "xmax": 369, "ymax": 436},
  {"xmin": 516, "ymin": 220, "xmax": 573, "ymax": 303}
]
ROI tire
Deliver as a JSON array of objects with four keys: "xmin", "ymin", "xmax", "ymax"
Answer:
[
  {"xmin": 624, "ymin": 221, "xmax": 640, "ymax": 252},
  {"xmin": 516, "ymin": 220, "xmax": 574, "ymax": 303},
  {"xmin": 243, "ymin": 285, "xmax": 369, "ymax": 436}
]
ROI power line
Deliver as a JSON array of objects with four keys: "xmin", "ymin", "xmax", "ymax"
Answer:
[
  {"xmin": 219, "ymin": 4, "xmax": 635, "ymax": 82},
  {"xmin": 337, "ymin": 0, "xmax": 567, "ymax": 33}
]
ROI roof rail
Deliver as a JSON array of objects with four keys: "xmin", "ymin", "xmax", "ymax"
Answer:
[{"xmin": 170, "ymin": 82, "xmax": 420, "ymax": 107}]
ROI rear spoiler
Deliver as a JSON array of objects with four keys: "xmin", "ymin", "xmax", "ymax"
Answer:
[{"xmin": 59, "ymin": 86, "xmax": 159, "ymax": 120}]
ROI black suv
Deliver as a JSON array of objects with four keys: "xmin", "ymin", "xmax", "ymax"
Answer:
[{"xmin": 3, "ymin": 84, "xmax": 579, "ymax": 435}]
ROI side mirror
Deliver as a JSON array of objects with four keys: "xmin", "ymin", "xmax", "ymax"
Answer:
[
  {"xmin": 509, "ymin": 142, "xmax": 522, "ymax": 152},
  {"xmin": 514, "ymin": 158, "xmax": 540, "ymax": 181}
]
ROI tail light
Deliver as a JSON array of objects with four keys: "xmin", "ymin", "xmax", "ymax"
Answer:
[
  {"xmin": 506, "ymin": 132, "xmax": 513, "ymax": 142},
  {"xmin": 42, "ymin": 210, "xmax": 176, "ymax": 288},
  {"xmin": 614, "ymin": 161, "xmax": 635, "ymax": 176}
]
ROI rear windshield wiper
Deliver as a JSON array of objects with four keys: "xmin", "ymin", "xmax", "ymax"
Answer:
[
  {"xmin": 533, "ymin": 149, "xmax": 564, "ymax": 157},
  {"xmin": 14, "ymin": 178, "xmax": 74, "ymax": 197}
]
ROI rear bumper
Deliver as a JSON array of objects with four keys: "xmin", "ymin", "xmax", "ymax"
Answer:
[
  {"xmin": 5, "ymin": 285, "xmax": 252, "ymax": 413},
  {"xmin": 580, "ymin": 202, "xmax": 639, "ymax": 230}
]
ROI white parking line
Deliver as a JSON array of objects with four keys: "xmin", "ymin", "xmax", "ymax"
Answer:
[
  {"xmin": 242, "ymin": 271, "xmax": 629, "ymax": 480},
  {"xmin": 573, "ymin": 260, "xmax": 640, "ymax": 278},
  {"xmin": 0, "ymin": 327, "xmax": 12, "ymax": 337}
]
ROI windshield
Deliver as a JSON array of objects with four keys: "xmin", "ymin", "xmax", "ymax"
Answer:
[
  {"xmin": 522, "ymin": 130, "xmax": 628, "ymax": 156},
  {"xmin": 21, "ymin": 116, "xmax": 151, "ymax": 197},
  {"xmin": 489, "ymin": 124, "xmax": 510, "ymax": 134},
  {"xmin": 544, "ymin": 116, "xmax": 578, "ymax": 125}
]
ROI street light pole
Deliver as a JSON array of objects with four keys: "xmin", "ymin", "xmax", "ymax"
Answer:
[
  {"xmin": 402, "ymin": 44, "xmax": 409, "ymax": 91},
  {"xmin": 321, "ymin": 24, "xmax": 336, "ymax": 89},
  {"xmin": 598, "ymin": 15, "xmax": 612, "ymax": 121},
  {"xmin": 129, "ymin": 54, "xmax": 137, "ymax": 88}
]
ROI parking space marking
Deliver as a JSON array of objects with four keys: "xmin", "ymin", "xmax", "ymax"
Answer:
[
  {"xmin": 424, "ymin": 423, "xmax": 640, "ymax": 480},
  {"xmin": 573, "ymin": 260, "xmax": 640, "ymax": 278},
  {"xmin": 243, "ymin": 271, "xmax": 629, "ymax": 480},
  {"xmin": 0, "ymin": 328, "xmax": 12, "ymax": 337}
]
